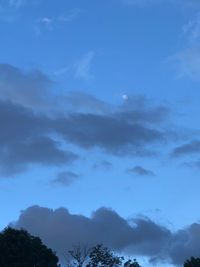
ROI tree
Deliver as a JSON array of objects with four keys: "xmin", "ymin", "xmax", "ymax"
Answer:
[
  {"xmin": 67, "ymin": 243, "xmax": 91, "ymax": 267},
  {"xmin": 184, "ymin": 257, "xmax": 200, "ymax": 267},
  {"xmin": 66, "ymin": 244, "xmax": 141, "ymax": 267},
  {"xmin": 124, "ymin": 259, "xmax": 141, "ymax": 267},
  {"xmin": 0, "ymin": 227, "xmax": 60, "ymax": 267},
  {"xmin": 87, "ymin": 244, "xmax": 123, "ymax": 267}
]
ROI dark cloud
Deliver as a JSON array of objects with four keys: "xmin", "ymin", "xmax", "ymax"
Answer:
[
  {"xmin": 56, "ymin": 113, "xmax": 166, "ymax": 155},
  {"xmin": 127, "ymin": 166, "xmax": 155, "ymax": 176},
  {"xmin": 52, "ymin": 171, "xmax": 80, "ymax": 187},
  {"xmin": 0, "ymin": 65, "xmax": 110, "ymax": 115},
  {"xmin": 0, "ymin": 97, "xmax": 169, "ymax": 176},
  {"xmin": 93, "ymin": 160, "xmax": 113, "ymax": 170},
  {"xmin": 64, "ymin": 92, "xmax": 111, "ymax": 114},
  {"xmin": 0, "ymin": 100, "xmax": 78, "ymax": 177},
  {"xmin": 12, "ymin": 206, "xmax": 170, "ymax": 261},
  {"xmin": 0, "ymin": 64, "xmax": 52, "ymax": 111},
  {"xmin": 167, "ymin": 223, "xmax": 200, "ymax": 265},
  {"xmin": 171, "ymin": 140, "xmax": 200, "ymax": 157},
  {"xmin": 0, "ymin": 136, "xmax": 77, "ymax": 176},
  {"xmin": 53, "ymin": 94, "xmax": 170, "ymax": 155},
  {"xmin": 117, "ymin": 95, "xmax": 170, "ymax": 125},
  {"xmin": 0, "ymin": 64, "xmax": 174, "ymax": 176},
  {"xmin": 12, "ymin": 205, "xmax": 200, "ymax": 266}
]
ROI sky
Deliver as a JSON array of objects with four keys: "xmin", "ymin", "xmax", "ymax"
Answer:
[{"xmin": 1, "ymin": 0, "xmax": 200, "ymax": 266}]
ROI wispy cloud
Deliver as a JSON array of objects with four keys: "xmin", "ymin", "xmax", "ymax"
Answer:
[
  {"xmin": 127, "ymin": 166, "xmax": 155, "ymax": 176},
  {"xmin": 0, "ymin": 0, "xmax": 25, "ymax": 9},
  {"xmin": 171, "ymin": 140, "xmax": 200, "ymax": 157},
  {"xmin": 8, "ymin": 0, "xmax": 24, "ymax": 8},
  {"xmin": 0, "ymin": 0, "xmax": 25, "ymax": 21},
  {"xmin": 168, "ymin": 13, "xmax": 200, "ymax": 80},
  {"xmin": 35, "ymin": 8, "xmax": 81, "ymax": 34},
  {"xmin": 93, "ymin": 160, "xmax": 113, "ymax": 170},
  {"xmin": 120, "ymin": 0, "xmax": 164, "ymax": 6},
  {"xmin": 51, "ymin": 171, "xmax": 80, "ymax": 187},
  {"xmin": 74, "ymin": 51, "xmax": 95, "ymax": 80},
  {"xmin": 120, "ymin": 0, "xmax": 200, "ymax": 7},
  {"xmin": 54, "ymin": 50, "xmax": 95, "ymax": 80}
]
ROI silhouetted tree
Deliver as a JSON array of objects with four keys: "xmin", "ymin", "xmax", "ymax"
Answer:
[
  {"xmin": 0, "ymin": 227, "xmax": 60, "ymax": 267},
  {"xmin": 67, "ymin": 243, "xmax": 91, "ymax": 267},
  {"xmin": 124, "ymin": 259, "xmax": 141, "ymax": 267},
  {"xmin": 184, "ymin": 257, "xmax": 200, "ymax": 267},
  {"xmin": 66, "ymin": 244, "xmax": 141, "ymax": 267},
  {"xmin": 87, "ymin": 244, "xmax": 123, "ymax": 267}
]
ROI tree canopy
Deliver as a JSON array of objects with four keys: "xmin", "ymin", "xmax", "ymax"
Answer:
[
  {"xmin": 1, "ymin": 227, "xmax": 200, "ymax": 267},
  {"xmin": 0, "ymin": 227, "xmax": 60, "ymax": 267},
  {"xmin": 67, "ymin": 244, "xmax": 141, "ymax": 267},
  {"xmin": 184, "ymin": 257, "xmax": 200, "ymax": 267}
]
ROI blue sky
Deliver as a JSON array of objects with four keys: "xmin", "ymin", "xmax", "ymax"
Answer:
[{"xmin": 1, "ymin": 0, "xmax": 200, "ymax": 266}]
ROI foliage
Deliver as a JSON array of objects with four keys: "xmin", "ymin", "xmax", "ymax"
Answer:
[
  {"xmin": 68, "ymin": 243, "xmax": 91, "ymax": 267},
  {"xmin": 184, "ymin": 257, "xmax": 200, "ymax": 267},
  {"xmin": 124, "ymin": 259, "xmax": 141, "ymax": 267},
  {"xmin": 67, "ymin": 244, "xmax": 141, "ymax": 267},
  {"xmin": 0, "ymin": 227, "xmax": 60, "ymax": 267},
  {"xmin": 87, "ymin": 244, "xmax": 123, "ymax": 267}
]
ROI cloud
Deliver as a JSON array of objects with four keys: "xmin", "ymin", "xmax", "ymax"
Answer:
[
  {"xmin": 0, "ymin": 64, "xmax": 174, "ymax": 176},
  {"xmin": 166, "ymin": 223, "xmax": 200, "ymax": 265},
  {"xmin": 120, "ymin": 0, "xmax": 200, "ymax": 7},
  {"xmin": 168, "ymin": 47, "xmax": 200, "ymax": 81},
  {"xmin": 93, "ymin": 160, "xmax": 113, "ymax": 170},
  {"xmin": 120, "ymin": 0, "xmax": 165, "ymax": 6},
  {"xmin": 8, "ymin": 0, "xmax": 24, "ymax": 8},
  {"xmin": 0, "ymin": 64, "xmax": 53, "ymax": 111},
  {"xmin": 35, "ymin": 9, "xmax": 81, "ymax": 34},
  {"xmin": 12, "ymin": 205, "xmax": 200, "ymax": 266},
  {"xmin": 116, "ymin": 95, "xmax": 170, "ymax": 125},
  {"xmin": 0, "ymin": 0, "xmax": 25, "ymax": 9},
  {"xmin": 0, "ymin": 96, "xmax": 167, "ymax": 177},
  {"xmin": 127, "ymin": 166, "xmax": 155, "ymax": 176},
  {"xmin": 171, "ymin": 140, "xmax": 200, "ymax": 157},
  {"xmin": 56, "ymin": 112, "xmax": 166, "ymax": 155},
  {"xmin": 168, "ymin": 13, "xmax": 200, "ymax": 80},
  {"xmin": 0, "ymin": 100, "xmax": 78, "ymax": 177},
  {"xmin": 0, "ymin": 136, "xmax": 77, "ymax": 176},
  {"xmin": 51, "ymin": 171, "xmax": 80, "ymax": 187},
  {"xmin": 55, "ymin": 50, "xmax": 95, "ymax": 80},
  {"xmin": 64, "ymin": 91, "xmax": 111, "ymax": 114},
  {"xmin": 0, "ymin": 0, "xmax": 29, "ymax": 21},
  {"xmin": 12, "ymin": 206, "xmax": 171, "ymax": 261},
  {"xmin": 74, "ymin": 51, "xmax": 95, "ymax": 80}
]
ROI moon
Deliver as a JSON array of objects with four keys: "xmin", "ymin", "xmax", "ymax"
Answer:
[{"xmin": 122, "ymin": 94, "xmax": 128, "ymax": 101}]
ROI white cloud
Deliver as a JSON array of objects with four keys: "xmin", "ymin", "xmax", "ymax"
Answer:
[
  {"xmin": 0, "ymin": 0, "xmax": 26, "ymax": 21},
  {"xmin": 120, "ymin": 0, "xmax": 164, "ymax": 5},
  {"xmin": 9, "ymin": 0, "xmax": 24, "ymax": 8},
  {"xmin": 120, "ymin": 0, "xmax": 200, "ymax": 8},
  {"xmin": 54, "ymin": 50, "xmax": 95, "ymax": 80},
  {"xmin": 182, "ymin": 13, "xmax": 200, "ymax": 44},
  {"xmin": 169, "ymin": 13, "xmax": 200, "ymax": 80},
  {"xmin": 0, "ymin": 0, "xmax": 26, "ymax": 9},
  {"xmin": 54, "ymin": 66, "xmax": 69, "ymax": 76},
  {"xmin": 35, "ymin": 8, "xmax": 81, "ymax": 34},
  {"xmin": 169, "ymin": 47, "xmax": 200, "ymax": 80},
  {"xmin": 74, "ymin": 51, "xmax": 95, "ymax": 80},
  {"xmin": 58, "ymin": 8, "xmax": 81, "ymax": 22}
]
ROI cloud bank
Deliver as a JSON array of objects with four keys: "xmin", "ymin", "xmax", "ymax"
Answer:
[
  {"xmin": 12, "ymin": 205, "xmax": 200, "ymax": 266},
  {"xmin": 0, "ymin": 64, "xmax": 173, "ymax": 177}
]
